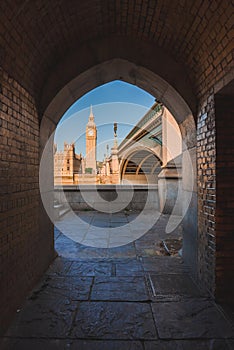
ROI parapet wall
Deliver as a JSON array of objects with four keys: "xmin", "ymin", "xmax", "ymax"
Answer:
[{"xmin": 54, "ymin": 185, "xmax": 159, "ymax": 211}]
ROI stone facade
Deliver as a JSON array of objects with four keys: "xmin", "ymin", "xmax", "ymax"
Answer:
[{"xmin": 54, "ymin": 143, "xmax": 82, "ymax": 185}]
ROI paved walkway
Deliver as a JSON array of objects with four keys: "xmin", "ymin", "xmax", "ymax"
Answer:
[
  {"xmin": 53, "ymin": 209, "xmax": 183, "ymax": 252},
  {"xmin": 1, "ymin": 211, "xmax": 233, "ymax": 349}
]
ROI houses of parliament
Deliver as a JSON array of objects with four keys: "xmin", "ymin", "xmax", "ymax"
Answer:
[
  {"xmin": 54, "ymin": 106, "xmax": 120, "ymax": 185},
  {"xmin": 54, "ymin": 102, "xmax": 182, "ymax": 186}
]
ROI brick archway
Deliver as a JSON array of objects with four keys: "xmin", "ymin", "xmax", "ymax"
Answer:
[
  {"xmin": 39, "ymin": 36, "xmax": 196, "ymax": 120},
  {"xmin": 40, "ymin": 57, "xmax": 196, "ymax": 146},
  {"xmin": 1, "ymin": 0, "xmax": 233, "ymax": 332},
  {"xmin": 40, "ymin": 57, "xmax": 197, "ymax": 283}
]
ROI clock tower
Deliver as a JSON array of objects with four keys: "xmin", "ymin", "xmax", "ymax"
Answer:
[{"xmin": 85, "ymin": 106, "xmax": 97, "ymax": 173}]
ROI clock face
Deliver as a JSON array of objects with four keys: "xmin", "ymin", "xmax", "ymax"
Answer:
[{"xmin": 88, "ymin": 129, "xmax": 94, "ymax": 136}]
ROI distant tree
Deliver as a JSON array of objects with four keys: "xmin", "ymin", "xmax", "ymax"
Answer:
[{"xmin": 85, "ymin": 167, "xmax": 93, "ymax": 174}]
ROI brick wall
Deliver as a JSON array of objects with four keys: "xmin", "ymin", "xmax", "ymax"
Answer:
[
  {"xmin": 0, "ymin": 68, "xmax": 54, "ymax": 333},
  {"xmin": 215, "ymin": 94, "xmax": 234, "ymax": 303},
  {"xmin": 197, "ymin": 89, "xmax": 234, "ymax": 302},
  {"xmin": 0, "ymin": 1, "xmax": 233, "ymax": 114},
  {"xmin": 197, "ymin": 95, "xmax": 216, "ymax": 295}
]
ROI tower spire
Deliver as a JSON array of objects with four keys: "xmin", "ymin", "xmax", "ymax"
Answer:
[
  {"xmin": 89, "ymin": 105, "xmax": 94, "ymax": 122},
  {"xmin": 86, "ymin": 104, "xmax": 97, "ymax": 173}
]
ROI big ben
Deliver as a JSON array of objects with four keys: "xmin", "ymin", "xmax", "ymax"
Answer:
[{"xmin": 85, "ymin": 106, "xmax": 97, "ymax": 173}]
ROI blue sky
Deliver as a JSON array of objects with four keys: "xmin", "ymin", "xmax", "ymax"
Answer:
[{"xmin": 55, "ymin": 80, "xmax": 155, "ymax": 161}]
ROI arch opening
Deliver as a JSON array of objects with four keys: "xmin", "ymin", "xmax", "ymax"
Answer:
[{"xmin": 40, "ymin": 59, "xmax": 197, "ymax": 276}]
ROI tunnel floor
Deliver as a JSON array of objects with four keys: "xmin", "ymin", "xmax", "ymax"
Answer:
[{"xmin": 1, "ymin": 211, "xmax": 233, "ymax": 349}]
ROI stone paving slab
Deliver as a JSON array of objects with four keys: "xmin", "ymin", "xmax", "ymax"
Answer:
[
  {"xmin": 71, "ymin": 301, "xmax": 157, "ymax": 339},
  {"xmin": 144, "ymin": 339, "xmax": 233, "ymax": 350},
  {"xmin": 110, "ymin": 217, "xmax": 129, "ymax": 223},
  {"xmin": 75, "ymin": 246, "xmax": 110, "ymax": 259},
  {"xmin": 108, "ymin": 227, "xmax": 133, "ymax": 236},
  {"xmin": 67, "ymin": 261, "xmax": 112, "ymax": 276},
  {"xmin": 0, "ymin": 338, "xmax": 144, "ymax": 350},
  {"xmin": 115, "ymin": 260, "xmax": 144, "ymax": 276},
  {"xmin": 77, "ymin": 217, "xmax": 94, "ymax": 225},
  {"xmin": 1, "ymin": 338, "xmax": 233, "ymax": 350},
  {"xmin": 29, "ymin": 276, "xmax": 93, "ymax": 301},
  {"xmin": 56, "ymin": 222, "xmax": 90, "ymax": 232},
  {"xmin": 56, "ymin": 211, "xmax": 168, "ymax": 249},
  {"xmin": 91, "ymin": 276, "xmax": 149, "ymax": 301},
  {"xmin": 46, "ymin": 257, "xmax": 73, "ymax": 276},
  {"xmin": 62, "ymin": 231, "xmax": 88, "ymax": 242},
  {"xmin": 148, "ymin": 274, "xmax": 206, "ymax": 301},
  {"xmin": 109, "ymin": 222, "xmax": 128, "ymax": 228},
  {"xmin": 74, "ymin": 215, "xmax": 94, "ymax": 224},
  {"xmin": 106, "ymin": 243, "xmax": 137, "ymax": 259},
  {"xmin": 2, "ymin": 211, "xmax": 234, "ymax": 349},
  {"xmin": 142, "ymin": 256, "xmax": 190, "ymax": 274},
  {"xmin": 109, "ymin": 235, "xmax": 134, "ymax": 244},
  {"xmin": 152, "ymin": 300, "xmax": 234, "ymax": 339},
  {"xmin": 83, "ymin": 228, "xmax": 110, "ymax": 238},
  {"xmin": 129, "ymin": 223, "xmax": 154, "ymax": 232},
  {"xmin": 54, "ymin": 228, "xmax": 62, "ymax": 240},
  {"xmin": 135, "ymin": 234, "xmax": 162, "ymax": 245},
  {"xmin": 5, "ymin": 297, "xmax": 76, "ymax": 338},
  {"xmin": 135, "ymin": 232, "xmax": 158, "ymax": 249},
  {"xmin": 91, "ymin": 220, "xmax": 111, "ymax": 227},
  {"xmin": 81, "ymin": 237, "xmax": 109, "ymax": 248},
  {"xmin": 135, "ymin": 245, "xmax": 162, "ymax": 257},
  {"xmin": 55, "ymin": 238, "xmax": 83, "ymax": 259},
  {"xmin": 55, "ymin": 242, "xmax": 109, "ymax": 260}
]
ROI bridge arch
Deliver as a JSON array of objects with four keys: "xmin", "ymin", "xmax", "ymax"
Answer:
[{"xmin": 120, "ymin": 148, "xmax": 162, "ymax": 185}]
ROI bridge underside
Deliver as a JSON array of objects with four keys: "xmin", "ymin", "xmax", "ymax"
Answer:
[{"xmin": 121, "ymin": 150, "xmax": 162, "ymax": 184}]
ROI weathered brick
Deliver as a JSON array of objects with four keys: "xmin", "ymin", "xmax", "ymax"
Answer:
[
  {"xmin": 0, "ymin": 69, "xmax": 53, "ymax": 333},
  {"xmin": 197, "ymin": 95, "xmax": 217, "ymax": 295}
]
